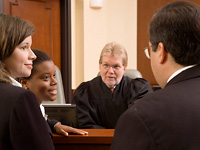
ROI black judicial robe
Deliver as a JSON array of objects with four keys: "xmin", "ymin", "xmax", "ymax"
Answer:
[{"xmin": 72, "ymin": 76, "xmax": 152, "ymax": 129}]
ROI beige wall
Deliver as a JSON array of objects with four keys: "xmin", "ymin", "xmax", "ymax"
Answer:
[{"xmin": 71, "ymin": 0, "xmax": 137, "ymax": 89}]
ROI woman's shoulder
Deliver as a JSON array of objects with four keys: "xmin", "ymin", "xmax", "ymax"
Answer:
[
  {"xmin": 0, "ymin": 82, "xmax": 38, "ymax": 114},
  {"xmin": 1, "ymin": 81, "xmax": 27, "ymax": 92},
  {"xmin": 0, "ymin": 82, "xmax": 35, "ymax": 100}
]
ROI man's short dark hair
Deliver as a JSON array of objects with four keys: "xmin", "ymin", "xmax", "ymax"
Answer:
[{"xmin": 149, "ymin": 1, "xmax": 200, "ymax": 65}]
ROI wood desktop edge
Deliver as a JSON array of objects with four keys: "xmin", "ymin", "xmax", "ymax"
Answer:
[{"xmin": 52, "ymin": 129, "xmax": 114, "ymax": 144}]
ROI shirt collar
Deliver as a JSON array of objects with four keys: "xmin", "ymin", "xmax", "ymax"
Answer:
[
  {"xmin": 40, "ymin": 104, "xmax": 45, "ymax": 117},
  {"xmin": 10, "ymin": 77, "xmax": 22, "ymax": 87},
  {"xmin": 40, "ymin": 104, "xmax": 48, "ymax": 120},
  {"xmin": 167, "ymin": 65, "xmax": 196, "ymax": 83}
]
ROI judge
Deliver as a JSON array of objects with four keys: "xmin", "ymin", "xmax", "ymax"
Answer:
[{"xmin": 72, "ymin": 42, "xmax": 152, "ymax": 129}]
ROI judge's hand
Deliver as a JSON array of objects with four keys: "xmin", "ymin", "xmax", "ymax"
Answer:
[{"xmin": 54, "ymin": 122, "xmax": 88, "ymax": 136}]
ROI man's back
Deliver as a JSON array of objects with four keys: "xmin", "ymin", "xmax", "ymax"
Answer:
[{"xmin": 111, "ymin": 65, "xmax": 200, "ymax": 150}]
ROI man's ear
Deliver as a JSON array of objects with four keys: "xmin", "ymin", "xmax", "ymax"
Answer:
[
  {"xmin": 157, "ymin": 42, "xmax": 167, "ymax": 64},
  {"xmin": 18, "ymin": 78, "xmax": 28, "ymax": 89},
  {"xmin": 123, "ymin": 66, "xmax": 127, "ymax": 72}
]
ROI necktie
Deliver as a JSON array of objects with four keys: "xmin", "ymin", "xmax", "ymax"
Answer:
[{"xmin": 110, "ymin": 87, "xmax": 114, "ymax": 93}]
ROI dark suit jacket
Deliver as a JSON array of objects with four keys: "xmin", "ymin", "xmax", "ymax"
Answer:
[
  {"xmin": 111, "ymin": 65, "xmax": 200, "ymax": 150},
  {"xmin": 47, "ymin": 119, "xmax": 59, "ymax": 135},
  {"xmin": 0, "ymin": 82, "xmax": 55, "ymax": 150}
]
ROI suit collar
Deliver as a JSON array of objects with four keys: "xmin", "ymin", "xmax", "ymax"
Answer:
[
  {"xmin": 166, "ymin": 64, "xmax": 200, "ymax": 87},
  {"xmin": 45, "ymin": 120, "xmax": 53, "ymax": 138},
  {"xmin": 167, "ymin": 65, "xmax": 196, "ymax": 83}
]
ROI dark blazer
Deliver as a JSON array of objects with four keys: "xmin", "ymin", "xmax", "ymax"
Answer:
[
  {"xmin": 111, "ymin": 65, "xmax": 200, "ymax": 150},
  {"xmin": 47, "ymin": 119, "xmax": 59, "ymax": 134},
  {"xmin": 0, "ymin": 82, "xmax": 55, "ymax": 150}
]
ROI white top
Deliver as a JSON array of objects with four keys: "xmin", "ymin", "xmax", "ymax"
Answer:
[
  {"xmin": 10, "ymin": 77, "xmax": 22, "ymax": 87},
  {"xmin": 167, "ymin": 65, "xmax": 196, "ymax": 83},
  {"xmin": 40, "ymin": 104, "xmax": 48, "ymax": 120},
  {"xmin": 10, "ymin": 77, "xmax": 49, "ymax": 122}
]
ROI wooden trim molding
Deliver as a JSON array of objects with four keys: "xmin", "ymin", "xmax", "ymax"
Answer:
[
  {"xmin": 0, "ymin": 0, "xmax": 3, "ymax": 12},
  {"xmin": 60, "ymin": 0, "xmax": 72, "ymax": 103}
]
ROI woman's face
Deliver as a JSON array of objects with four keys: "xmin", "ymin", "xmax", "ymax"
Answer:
[
  {"xmin": 25, "ymin": 61, "xmax": 57, "ymax": 104},
  {"xmin": 4, "ymin": 36, "xmax": 36, "ymax": 78}
]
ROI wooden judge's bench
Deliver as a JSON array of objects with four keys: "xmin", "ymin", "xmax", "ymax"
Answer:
[{"xmin": 52, "ymin": 129, "xmax": 114, "ymax": 150}]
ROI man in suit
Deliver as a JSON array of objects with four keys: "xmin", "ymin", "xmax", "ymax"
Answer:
[{"xmin": 111, "ymin": 1, "xmax": 200, "ymax": 150}]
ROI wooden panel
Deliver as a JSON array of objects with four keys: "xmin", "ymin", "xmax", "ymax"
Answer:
[
  {"xmin": 137, "ymin": 0, "xmax": 200, "ymax": 85},
  {"xmin": 4, "ymin": 0, "xmax": 61, "ymax": 69},
  {"xmin": 53, "ymin": 129, "xmax": 114, "ymax": 150},
  {"xmin": 60, "ymin": 0, "xmax": 72, "ymax": 103},
  {"xmin": 2, "ymin": 0, "xmax": 72, "ymax": 103},
  {"xmin": 0, "ymin": 0, "xmax": 3, "ymax": 12}
]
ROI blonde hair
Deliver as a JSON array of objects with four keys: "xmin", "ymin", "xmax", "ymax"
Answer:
[{"xmin": 99, "ymin": 42, "xmax": 128, "ymax": 67}]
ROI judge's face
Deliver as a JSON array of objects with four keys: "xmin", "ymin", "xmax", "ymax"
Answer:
[
  {"xmin": 99, "ymin": 55, "xmax": 126, "ymax": 88},
  {"xmin": 23, "ymin": 61, "xmax": 57, "ymax": 104},
  {"xmin": 4, "ymin": 36, "xmax": 36, "ymax": 78}
]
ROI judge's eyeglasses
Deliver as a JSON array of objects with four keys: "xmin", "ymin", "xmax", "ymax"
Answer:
[{"xmin": 101, "ymin": 64, "xmax": 123, "ymax": 71}]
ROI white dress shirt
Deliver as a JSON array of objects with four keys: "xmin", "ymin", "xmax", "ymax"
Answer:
[
  {"xmin": 167, "ymin": 65, "xmax": 196, "ymax": 83},
  {"xmin": 10, "ymin": 77, "xmax": 22, "ymax": 87},
  {"xmin": 40, "ymin": 104, "xmax": 48, "ymax": 120}
]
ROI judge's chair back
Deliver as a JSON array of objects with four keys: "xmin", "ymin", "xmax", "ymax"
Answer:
[
  {"xmin": 124, "ymin": 69, "xmax": 142, "ymax": 79},
  {"xmin": 97, "ymin": 69, "xmax": 142, "ymax": 79},
  {"xmin": 42, "ymin": 65, "xmax": 66, "ymax": 104}
]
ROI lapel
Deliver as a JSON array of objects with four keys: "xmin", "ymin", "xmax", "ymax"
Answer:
[{"xmin": 45, "ymin": 119, "xmax": 53, "ymax": 138}]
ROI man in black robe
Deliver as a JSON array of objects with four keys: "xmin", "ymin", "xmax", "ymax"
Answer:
[{"xmin": 72, "ymin": 42, "xmax": 152, "ymax": 129}]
